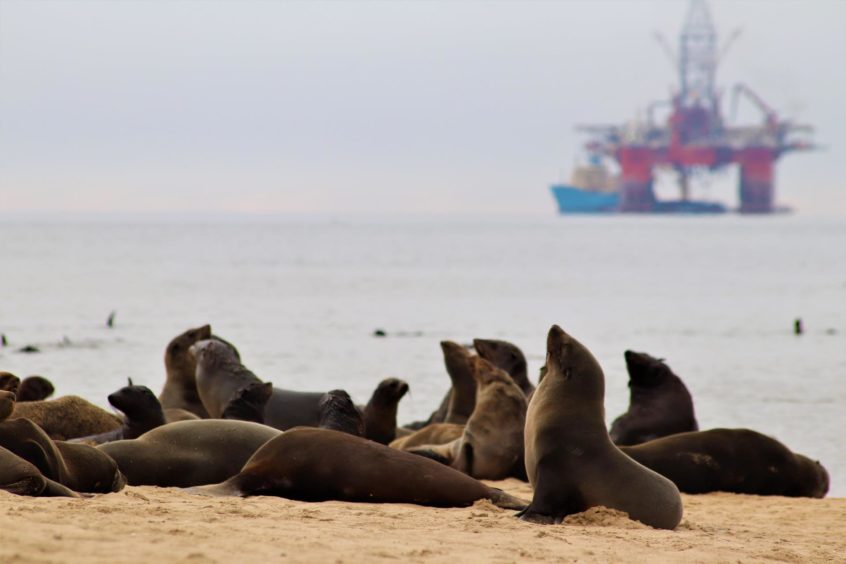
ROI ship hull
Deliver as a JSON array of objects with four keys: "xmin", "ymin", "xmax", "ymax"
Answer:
[{"xmin": 551, "ymin": 185, "xmax": 726, "ymax": 214}]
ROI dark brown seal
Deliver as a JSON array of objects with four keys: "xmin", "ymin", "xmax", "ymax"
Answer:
[
  {"xmin": 0, "ymin": 390, "xmax": 15, "ymax": 422},
  {"xmin": 609, "ymin": 350, "xmax": 698, "ymax": 446},
  {"xmin": 8, "ymin": 396, "xmax": 123, "ymax": 440},
  {"xmin": 17, "ymin": 376, "xmax": 55, "ymax": 402},
  {"xmin": 98, "ymin": 419, "xmax": 281, "ymax": 487},
  {"xmin": 0, "ymin": 445, "xmax": 80, "ymax": 498},
  {"xmin": 620, "ymin": 428, "xmax": 829, "ymax": 498},
  {"xmin": 473, "ymin": 338, "xmax": 535, "ymax": 396},
  {"xmin": 318, "ymin": 389, "xmax": 365, "ymax": 437},
  {"xmin": 520, "ymin": 325, "xmax": 683, "ymax": 529},
  {"xmin": 191, "ymin": 339, "xmax": 325, "ymax": 430},
  {"xmin": 363, "ymin": 378, "xmax": 409, "ymax": 444},
  {"xmin": 222, "ymin": 382, "xmax": 274, "ymax": 424},
  {"xmin": 72, "ymin": 382, "xmax": 167, "ymax": 445},
  {"xmin": 189, "ymin": 427, "xmax": 527, "ymax": 509},
  {"xmin": 406, "ymin": 356, "xmax": 527, "ymax": 480},
  {"xmin": 0, "ymin": 372, "xmax": 20, "ymax": 394}
]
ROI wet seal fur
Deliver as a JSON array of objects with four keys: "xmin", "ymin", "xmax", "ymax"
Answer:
[
  {"xmin": 473, "ymin": 338, "xmax": 535, "ymax": 396},
  {"xmin": 406, "ymin": 356, "xmax": 527, "ymax": 480},
  {"xmin": 98, "ymin": 419, "xmax": 281, "ymax": 487},
  {"xmin": 363, "ymin": 378, "xmax": 409, "ymax": 444},
  {"xmin": 318, "ymin": 390, "xmax": 366, "ymax": 437},
  {"xmin": 621, "ymin": 428, "xmax": 830, "ymax": 498},
  {"xmin": 189, "ymin": 427, "xmax": 527, "ymax": 510},
  {"xmin": 0, "ymin": 445, "xmax": 80, "ymax": 498},
  {"xmin": 72, "ymin": 382, "xmax": 167, "ymax": 445},
  {"xmin": 222, "ymin": 381, "xmax": 274, "ymax": 424},
  {"xmin": 609, "ymin": 350, "xmax": 698, "ymax": 446},
  {"xmin": 520, "ymin": 325, "xmax": 683, "ymax": 529}
]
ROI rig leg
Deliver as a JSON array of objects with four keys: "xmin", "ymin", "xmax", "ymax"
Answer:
[
  {"xmin": 738, "ymin": 148, "xmax": 776, "ymax": 214},
  {"xmin": 618, "ymin": 147, "xmax": 656, "ymax": 212}
]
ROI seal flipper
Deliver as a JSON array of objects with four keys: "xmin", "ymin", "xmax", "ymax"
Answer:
[
  {"xmin": 486, "ymin": 487, "xmax": 528, "ymax": 510},
  {"xmin": 519, "ymin": 464, "xmax": 584, "ymax": 524},
  {"xmin": 405, "ymin": 439, "xmax": 460, "ymax": 466},
  {"xmin": 186, "ymin": 477, "xmax": 244, "ymax": 497},
  {"xmin": 40, "ymin": 478, "xmax": 82, "ymax": 498}
]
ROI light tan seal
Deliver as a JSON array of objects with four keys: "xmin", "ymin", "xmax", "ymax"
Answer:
[
  {"xmin": 389, "ymin": 423, "xmax": 465, "ymax": 451},
  {"xmin": 9, "ymin": 396, "xmax": 123, "ymax": 440},
  {"xmin": 520, "ymin": 325, "xmax": 683, "ymax": 529}
]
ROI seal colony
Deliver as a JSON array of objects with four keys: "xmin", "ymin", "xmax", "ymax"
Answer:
[{"xmin": 0, "ymin": 323, "xmax": 831, "ymax": 532}]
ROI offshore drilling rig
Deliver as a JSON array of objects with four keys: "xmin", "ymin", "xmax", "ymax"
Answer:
[{"xmin": 554, "ymin": 0, "xmax": 815, "ymax": 214}]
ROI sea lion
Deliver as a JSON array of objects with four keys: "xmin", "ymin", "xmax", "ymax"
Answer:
[
  {"xmin": 520, "ymin": 325, "xmax": 683, "ymax": 529},
  {"xmin": 0, "ymin": 391, "xmax": 14, "ymax": 422},
  {"xmin": 164, "ymin": 408, "xmax": 201, "ymax": 422},
  {"xmin": 98, "ymin": 419, "xmax": 281, "ymax": 487},
  {"xmin": 17, "ymin": 376, "xmax": 55, "ymax": 402},
  {"xmin": 0, "ymin": 445, "xmax": 80, "ymax": 498},
  {"xmin": 0, "ymin": 372, "xmax": 20, "ymax": 394},
  {"xmin": 189, "ymin": 427, "xmax": 527, "ymax": 509},
  {"xmin": 191, "ymin": 339, "xmax": 324, "ymax": 430},
  {"xmin": 473, "ymin": 338, "xmax": 535, "ymax": 396},
  {"xmin": 158, "ymin": 325, "xmax": 240, "ymax": 418},
  {"xmin": 362, "ymin": 378, "xmax": 409, "ymax": 444},
  {"xmin": 609, "ymin": 350, "xmax": 698, "ymax": 446},
  {"xmin": 406, "ymin": 356, "xmax": 527, "ymax": 480},
  {"xmin": 620, "ymin": 428, "xmax": 829, "ymax": 498},
  {"xmin": 72, "ymin": 383, "xmax": 167, "ymax": 445},
  {"xmin": 389, "ymin": 423, "xmax": 465, "ymax": 451},
  {"xmin": 9, "ymin": 396, "xmax": 123, "ymax": 440},
  {"xmin": 222, "ymin": 381, "xmax": 274, "ymax": 423},
  {"xmin": 318, "ymin": 390, "xmax": 365, "ymax": 437},
  {"xmin": 0, "ymin": 415, "xmax": 124, "ymax": 493}
]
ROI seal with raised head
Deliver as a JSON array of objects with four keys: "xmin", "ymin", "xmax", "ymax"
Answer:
[
  {"xmin": 8, "ymin": 396, "xmax": 123, "ymax": 440},
  {"xmin": 609, "ymin": 350, "xmax": 698, "ymax": 446},
  {"xmin": 222, "ymin": 381, "xmax": 274, "ymax": 424},
  {"xmin": 191, "ymin": 339, "xmax": 324, "ymax": 430},
  {"xmin": 72, "ymin": 382, "xmax": 167, "ymax": 445},
  {"xmin": 473, "ymin": 338, "xmax": 534, "ymax": 396},
  {"xmin": 158, "ymin": 324, "xmax": 214, "ymax": 418},
  {"xmin": 318, "ymin": 389, "xmax": 365, "ymax": 437},
  {"xmin": 406, "ymin": 356, "xmax": 527, "ymax": 480},
  {"xmin": 98, "ymin": 419, "xmax": 281, "ymax": 487},
  {"xmin": 520, "ymin": 325, "xmax": 683, "ymax": 529},
  {"xmin": 620, "ymin": 428, "xmax": 829, "ymax": 498},
  {"xmin": 189, "ymin": 427, "xmax": 527, "ymax": 510},
  {"xmin": 389, "ymin": 423, "xmax": 465, "ymax": 451},
  {"xmin": 362, "ymin": 378, "xmax": 409, "ymax": 444},
  {"xmin": 17, "ymin": 376, "xmax": 55, "ymax": 402}
]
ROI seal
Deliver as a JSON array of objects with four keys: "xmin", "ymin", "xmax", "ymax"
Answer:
[
  {"xmin": 98, "ymin": 419, "xmax": 281, "ymax": 487},
  {"xmin": 8, "ymin": 396, "xmax": 123, "ymax": 440},
  {"xmin": 363, "ymin": 378, "xmax": 409, "ymax": 444},
  {"xmin": 609, "ymin": 350, "xmax": 698, "ymax": 446},
  {"xmin": 191, "ymin": 339, "xmax": 325, "ymax": 430},
  {"xmin": 389, "ymin": 423, "xmax": 465, "ymax": 451},
  {"xmin": 188, "ymin": 427, "xmax": 527, "ymax": 510},
  {"xmin": 0, "ymin": 372, "xmax": 20, "ymax": 394},
  {"xmin": 0, "ymin": 390, "xmax": 15, "ymax": 422},
  {"xmin": 406, "ymin": 356, "xmax": 527, "ymax": 480},
  {"xmin": 0, "ymin": 445, "xmax": 80, "ymax": 498},
  {"xmin": 519, "ymin": 325, "xmax": 683, "ymax": 529},
  {"xmin": 72, "ymin": 382, "xmax": 168, "ymax": 445},
  {"xmin": 158, "ymin": 325, "xmax": 240, "ymax": 418},
  {"xmin": 0, "ymin": 414, "xmax": 125, "ymax": 494},
  {"xmin": 318, "ymin": 389, "xmax": 365, "ymax": 437},
  {"xmin": 620, "ymin": 428, "xmax": 830, "ymax": 498},
  {"xmin": 16, "ymin": 376, "xmax": 56, "ymax": 402},
  {"xmin": 222, "ymin": 381, "xmax": 274, "ymax": 423},
  {"xmin": 473, "ymin": 338, "xmax": 535, "ymax": 396}
]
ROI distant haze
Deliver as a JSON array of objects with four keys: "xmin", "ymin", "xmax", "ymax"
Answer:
[{"xmin": 1, "ymin": 0, "xmax": 844, "ymax": 215}]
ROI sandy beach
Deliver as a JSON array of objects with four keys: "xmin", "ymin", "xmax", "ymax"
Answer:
[{"xmin": 1, "ymin": 479, "xmax": 843, "ymax": 563}]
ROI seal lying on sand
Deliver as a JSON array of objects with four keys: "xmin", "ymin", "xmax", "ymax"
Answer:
[
  {"xmin": 8, "ymin": 396, "xmax": 123, "ymax": 440},
  {"xmin": 0, "ymin": 415, "xmax": 124, "ymax": 494},
  {"xmin": 389, "ymin": 423, "xmax": 465, "ymax": 451},
  {"xmin": 620, "ymin": 428, "xmax": 829, "ymax": 498},
  {"xmin": 363, "ymin": 378, "xmax": 409, "ymax": 444},
  {"xmin": 0, "ymin": 445, "xmax": 80, "ymax": 498},
  {"xmin": 222, "ymin": 382, "xmax": 274, "ymax": 424},
  {"xmin": 520, "ymin": 325, "xmax": 683, "ymax": 529},
  {"xmin": 192, "ymin": 339, "xmax": 324, "ymax": 430},
  {"xmin": 406, "ymin": 357, "xmax": 527, "ymax": 480},
  {"xmin": 318, "ymin": 390, "xmax": 365, "ymax": 437},
  {"xmin": 189, "ymin": 427, "xmax": 527, "ymax": 509},
  {"xmin": 98, "ymin": 419, "xmax": 281, "ymax": 487},
  {"xmin": 17, "ymin": 376, "xmax": 55, "ymax": 402},
  {"xmin": 609, "ymin": 350, "xmax": 698, "ymax": 446},
  {"xmin": 473, "ymin": 338, "xmax": 534, "ymax": 396}
]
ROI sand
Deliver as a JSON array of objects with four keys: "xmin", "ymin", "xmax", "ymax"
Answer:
[{"xmin": 0, "ymin": 479, "xmax": 843, "ymax": 563}]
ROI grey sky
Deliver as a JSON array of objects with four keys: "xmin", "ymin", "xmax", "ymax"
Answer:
[{"xmin": 1, "ymin": 0, "xmax": 844, "ymax": 215}]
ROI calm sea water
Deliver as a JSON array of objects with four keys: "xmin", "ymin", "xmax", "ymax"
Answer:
[{"xmin": 1, "ymin": 215, "xmax": 844, "ymax": 495}]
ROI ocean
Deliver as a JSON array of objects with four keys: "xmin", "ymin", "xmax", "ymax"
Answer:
[{"xmin": 1, "ymin": 214, "xmax": 844, "ymax": 495}]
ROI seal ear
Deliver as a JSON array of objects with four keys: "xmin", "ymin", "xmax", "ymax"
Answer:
[{"xmin": 127, "ymin": 378, "xmax": 133, "ymax": 386}]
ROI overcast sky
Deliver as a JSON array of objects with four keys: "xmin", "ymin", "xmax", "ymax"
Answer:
[{"xmin": 1, "ymin": 0, "xmax": 844, "ymax": 215}]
